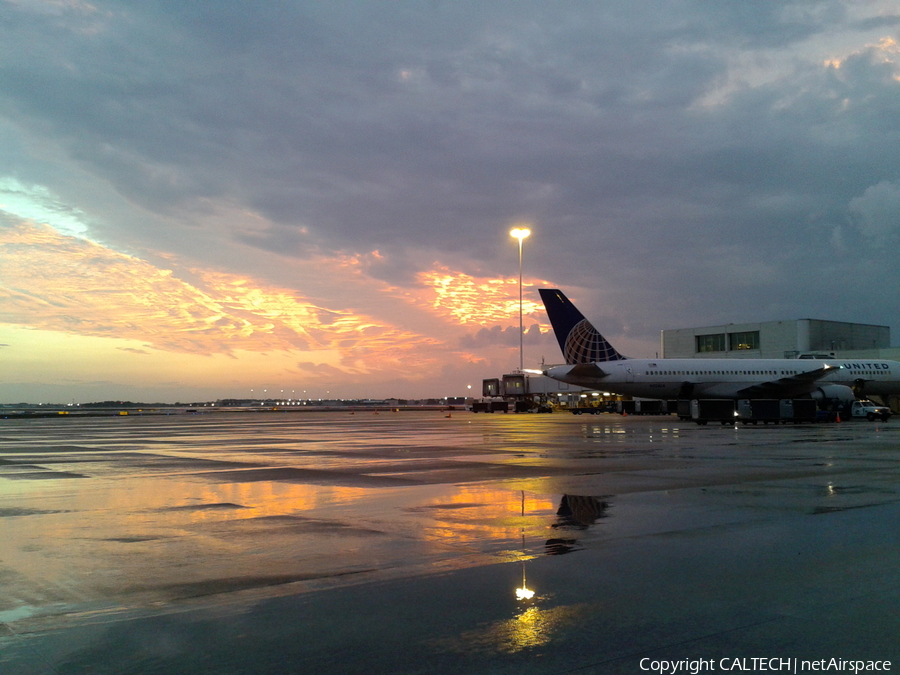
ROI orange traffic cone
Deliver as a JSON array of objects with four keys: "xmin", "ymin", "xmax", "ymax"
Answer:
[{"xmin": 835, "ymin": 412, "xmax": 841, "ymax": 423}]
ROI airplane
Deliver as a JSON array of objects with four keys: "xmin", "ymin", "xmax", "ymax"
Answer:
[{"xmin": 538, "ymin": 288, "xmax": 900, "ymax": 406}]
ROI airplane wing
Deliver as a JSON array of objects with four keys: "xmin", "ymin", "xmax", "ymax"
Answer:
[{"xmin": 733, "ymin": 365, "xmax": 839, "ymax": 399}]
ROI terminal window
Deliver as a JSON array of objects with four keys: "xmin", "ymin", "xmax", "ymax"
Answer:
[
  {"xmin": 729, "ymin": 331, "xmax": 759, "ymax": 350},
  {"xmin": 696, "ymin": 333, "xmax": 726, "ymax": 352}
]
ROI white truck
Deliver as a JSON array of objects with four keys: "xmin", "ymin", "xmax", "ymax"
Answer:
[{"xmin": 849, "ymin": 399, "xmax": 891, "ymax": 421}]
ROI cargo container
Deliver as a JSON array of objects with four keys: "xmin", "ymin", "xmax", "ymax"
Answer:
[
  {"xmin": 635, "ymin": 399, "xmax": 668, "ymax": 415},
  {"xmin": 779, "ymin": 399, "xmax": 818, "ymax": 423},
  {"xmin": 690, "ymin": 399, "xmax": 736, "ymax": 425},
  {"xmin": 737, "ymin": 399, "xmax": 780, "ymax": 424},
  {"xmin": 469, "ymin": 400, "xmax": 509, "ymax": 413}
]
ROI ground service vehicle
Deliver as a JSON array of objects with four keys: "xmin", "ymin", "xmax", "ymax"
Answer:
[{"xmin": 849, "ymin": 400, "xmax": 891, "ymax": 421}]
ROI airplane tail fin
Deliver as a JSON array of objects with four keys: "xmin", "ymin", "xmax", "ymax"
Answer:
[{"xmin": 539, "ymin": 288, "xmax": 627, "ymax": 365}]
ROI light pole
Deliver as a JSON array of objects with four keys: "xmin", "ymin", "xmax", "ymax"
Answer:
[{"xmin": 510, "ymin": 227, "xmax": 531, "ymax": 372}]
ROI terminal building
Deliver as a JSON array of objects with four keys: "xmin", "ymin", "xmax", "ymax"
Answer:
[{"xmin": 661, "ymin": 318, "xmax": 895, "ymax": 360}]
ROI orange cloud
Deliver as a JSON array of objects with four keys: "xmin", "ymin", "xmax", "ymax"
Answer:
[
  {"xmin": 1, "ymin": 214, "xmax": 559, "ymax": 399},
  {"xmin": 0, "ymin": 217, "xmax": 441, "ymax": 370},
  {"xmin": 414, "ymin": 268, "xmax": 546, "ymax": 326}
]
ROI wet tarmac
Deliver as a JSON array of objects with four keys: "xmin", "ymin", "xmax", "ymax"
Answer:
[{"xmin": 1, "ymin": 411, "xmax": 899, "ymax": 674}]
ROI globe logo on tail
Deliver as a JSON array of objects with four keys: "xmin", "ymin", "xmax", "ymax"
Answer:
[{"xmin": 564, "ymin": 319, "xmax": 625, "ymax": 364}]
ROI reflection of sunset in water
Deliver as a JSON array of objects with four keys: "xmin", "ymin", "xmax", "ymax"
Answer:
[
  {"xmin": 432, "ymin": 604, "xmax": 592, "ymax": 654},
  {"xmin": 0, "ymin": 413, "xmax": 611, "ymax": 629},
  {"xmin": 0, "ymin": 468, "xmax": 559, "ymax": 611},
  {"xmin": 187, "ymin": 482, "xmax": 371, "ymax": 522},
  {"xmin": 417, "ymin": 487, "xmax": 556, "ymax": 546}
]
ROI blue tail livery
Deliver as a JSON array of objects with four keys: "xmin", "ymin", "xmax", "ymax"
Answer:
[{"xmin": 538, "ymin": 288, "xmax": 627, "ymax": 365}]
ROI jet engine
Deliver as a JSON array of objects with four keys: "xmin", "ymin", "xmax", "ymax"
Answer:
[{"xmin": 810, "ymin": 384, "xmax": 856, "ymax": 408}]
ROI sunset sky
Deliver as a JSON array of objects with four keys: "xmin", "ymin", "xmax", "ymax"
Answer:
[{"xmin": 2, "ymin": 1, "xmax": 900, "ymax": 403}]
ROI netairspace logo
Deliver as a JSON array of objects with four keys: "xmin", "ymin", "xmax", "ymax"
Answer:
[{"xmin": 639, "ymin": 658, "xmax": 892, "ymax": 674}]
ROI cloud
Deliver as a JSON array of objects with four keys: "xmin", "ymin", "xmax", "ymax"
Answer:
[
  {"xmin": 413, "ymin": 270, "xmax": 545, "ymax": 326},
  {"xmin": 0, "ymin": 214, "xmax": 445, "ymax": 362},
  {"xmin": 849, "ymin": 180, "xmax": 900, "ymax": 244},
  {"xmin": 117, "ymin": 346, "xmax": 150, "ymax": 355},
  {"xmin": 295, "ymin": 361, "xmax": 346, "ymax": 378},
  {"xmin": 459, "ymin": 324, "xmax": 547, "ymax": 350},
  {"xmin": 0, "ymin": 213, "xmax": 539, "ymax": 398},
  {"xmin": 0, "ymin": 177, "xmax": 92, "ymax": 238}
]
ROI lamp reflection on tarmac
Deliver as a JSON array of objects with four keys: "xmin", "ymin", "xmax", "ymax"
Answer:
[
  {"xmin": 515, "ymin": 489, "xmax": 535, "ymax": 601},
  {"xmin": 515, "ymin": 563, "xmax": 534, "ymax": 601}
]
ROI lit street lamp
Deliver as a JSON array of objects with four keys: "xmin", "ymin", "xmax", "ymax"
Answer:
[{"xmin": 510, "ymin": 227, "xmax": 531, "ymax": 372}]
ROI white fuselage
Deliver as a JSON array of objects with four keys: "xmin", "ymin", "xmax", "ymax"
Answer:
[{"xmin": 545, "ymin": 358, "xmax": 900, "ymax": 400}]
